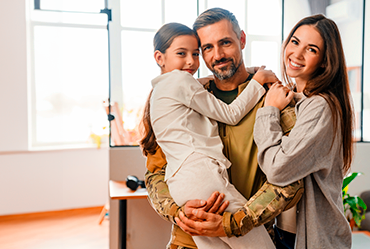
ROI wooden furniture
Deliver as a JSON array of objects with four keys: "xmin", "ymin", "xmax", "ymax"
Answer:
[{"xmin": 109, "ymin": 180, "xmax": 148, "ymax": 249}]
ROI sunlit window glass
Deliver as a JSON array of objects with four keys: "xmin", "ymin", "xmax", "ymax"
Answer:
[
  {"xmin": 164, "ymin": 0, "xmax": 198, "ymax": 28},
  {"xmin": 119, "ymin": 30, "xmax": 158, "ymax": 145},
  {"xmin": 33, "ymin": 26, "xmax": 108, "ymax": 145},
  {"xmin": 247, "ymin": 0, "xmax": 281, "ymax": 36},
  {"xmin": 363, "ymin": 1, "xmax": 370, "ymax": 141},
  {"xmin": 40, "ymin": 0, "xmax": 104, "ymax": 12},
  {"xmin": 120, "ymin": 0, "xmax": 162, "ymax": 29},
  {"xmin": 251, "ymin": 41, "xmax": 278, "ymax": 75}
]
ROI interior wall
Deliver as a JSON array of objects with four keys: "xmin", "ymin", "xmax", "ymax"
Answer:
[
  {"xmin": 0, "ymin": 0, "xmax": 109, "ymax": 216},
  {"xmin": 109, "ymin": 147, "xmax": 171, "ymax": 249}
]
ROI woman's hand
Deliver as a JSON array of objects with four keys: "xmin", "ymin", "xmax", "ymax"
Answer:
[
  {"xmin": 265, "ymin": 82, "xmax": 294, "ymax": 110},
  {"xmin": 175, "ymin": 210, "xmax": 226, "ymax": 237},
  {"xmin": 253, "ymin": 65, "xmax": 280, "ymax": 86}
]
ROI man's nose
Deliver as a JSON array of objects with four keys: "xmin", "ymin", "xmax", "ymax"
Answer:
[{"xmin": 213, "ymin": 46, "xmax": 225, "ymax": 61}]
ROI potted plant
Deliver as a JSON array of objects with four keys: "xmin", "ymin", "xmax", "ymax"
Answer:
[{"xmin": 342, "ymin": 172, "xmax": 367, "ymax": 229}]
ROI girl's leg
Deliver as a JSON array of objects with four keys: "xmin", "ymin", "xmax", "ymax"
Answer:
[{"xmin": 167, "ymin": 153, "xmax": 274, "ymax": 249}]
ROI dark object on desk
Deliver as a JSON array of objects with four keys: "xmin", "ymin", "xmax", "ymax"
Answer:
[{"xmin": 126, "ymin": 175, "xmax": 146, "ymax": 191}]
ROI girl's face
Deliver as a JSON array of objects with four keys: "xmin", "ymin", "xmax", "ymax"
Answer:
[
  {"xmin": 285, "ymin": 25, "xmax": 325, "ymax": 88},
  {"xmin": 156, "ymin": 35, "xmax": 200, "ymax": 75}
]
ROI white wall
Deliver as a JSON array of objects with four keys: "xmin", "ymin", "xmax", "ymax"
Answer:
[{"xmin": 0, "ymin": 0, "xmax": 109, "ymax": 216}]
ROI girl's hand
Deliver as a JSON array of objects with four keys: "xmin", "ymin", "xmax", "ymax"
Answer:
[
  {"xmin": 253, "ymin": 65, "xmax": 279, "ymax": 86},
  {"xmin": 265, "ymin": 82, "xmax": 294, "ymax": 110}
]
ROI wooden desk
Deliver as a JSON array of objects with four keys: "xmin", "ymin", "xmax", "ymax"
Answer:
[{"xmin": 109, "ymin": 180, "xmax": 148, "ymax": 249}]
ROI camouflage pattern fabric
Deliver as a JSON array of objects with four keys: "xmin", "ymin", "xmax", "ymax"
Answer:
[
  {"xmin": 145, "ymin": 167, "xmax": 182, "ymax": 224},
  {"xmin": 222, "ymin": 179, "xmax": 304, "ymax": 237}
]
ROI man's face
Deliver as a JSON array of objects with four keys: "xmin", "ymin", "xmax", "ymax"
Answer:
[{"xmin": 197, "ymin": 19, "xmax": 246, "ymax": 80}]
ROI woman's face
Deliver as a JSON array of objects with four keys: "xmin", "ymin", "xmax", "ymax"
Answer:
[{"xmin": 284, "ymin": 25, "xmax": 325, "ymax": 88}]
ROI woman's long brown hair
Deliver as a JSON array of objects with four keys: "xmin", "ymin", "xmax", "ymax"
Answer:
[{"xmin": 281, "ymin": 14, "xmax": 354, "ymax": 174}]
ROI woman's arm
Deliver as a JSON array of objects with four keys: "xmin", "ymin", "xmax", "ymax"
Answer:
[{"xmin": 254, "ymin": 96, "xmax": 334, "ymax": 186}]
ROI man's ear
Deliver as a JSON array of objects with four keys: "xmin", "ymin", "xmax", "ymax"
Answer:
[
  {"xmin": 240, "ymin": 31, "xmax": 246, "ymax": 49},
  {"xmin": 154, "ymin": 50, "xmax": 164, "ymax": 67}
]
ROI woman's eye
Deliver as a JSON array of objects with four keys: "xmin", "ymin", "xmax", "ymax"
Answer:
[
  {"xmin": 308, "ymin": 48, "xmax": 317, "ymax": 53},
  {"xmin": 291, "ymin": 39, "xmax": 298, "ymax": 45},
  {"xmin": 193, "ymin": 53, "xmax": 200, "ymax": 57}
]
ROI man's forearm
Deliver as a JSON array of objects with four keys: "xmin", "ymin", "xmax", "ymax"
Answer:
[
  {"xmin": 222, "ymin": 180, "xmax": 304, "ymax": 237},
  {"xmin": 145, "ymin": 166, "xmax": 183, "ymax": 224}
]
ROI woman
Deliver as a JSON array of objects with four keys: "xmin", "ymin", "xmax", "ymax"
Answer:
[{"xmin": 254, "ymin": 14, "xmax": 354, "ymax": 248}]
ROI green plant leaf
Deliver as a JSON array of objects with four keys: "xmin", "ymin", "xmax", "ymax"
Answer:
[{"xmin": 342, "ymin": 172, "xmax": 363, "ymax": 190}]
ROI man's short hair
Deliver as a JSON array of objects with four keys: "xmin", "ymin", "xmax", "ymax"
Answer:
[{"xmin": 193, "ymin": 7, "xmax": 241, "ymax": 38}]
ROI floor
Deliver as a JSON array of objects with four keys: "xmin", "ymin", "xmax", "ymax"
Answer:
[{"xmin": 0, "ymin": 207, "xmax": 109, "ymax": 249}]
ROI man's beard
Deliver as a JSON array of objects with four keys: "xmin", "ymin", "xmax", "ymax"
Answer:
[{"xmin": 211, "ymin": 57, "xmax": 242, "ymax": 80}]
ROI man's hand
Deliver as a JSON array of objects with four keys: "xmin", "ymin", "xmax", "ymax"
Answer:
[
  {"xmin": 175, "ymin": 210, "xmax": 226, "ymax": 237},
  {"xmin": 183, "ymin": 191, "xmax": 229, "ymax": 220},
  {"xmin": 177, "ymin": 191, "xmax": 229, "ymax": 237}
]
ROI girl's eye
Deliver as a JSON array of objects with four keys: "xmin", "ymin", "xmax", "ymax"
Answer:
[
  {"xmin": 177, "ymin": 52, "xmax": 185, "ymax": 56},
  {"xmin": 193, "ymin": 53, "xmax": 200, "ymax": 57},
  {"xmin": 308, "ymin": 48, "xmax": 317, "ymax": 54}
]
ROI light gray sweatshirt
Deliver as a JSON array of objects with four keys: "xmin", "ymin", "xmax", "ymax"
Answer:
[{"xmin": 254, "ymin": 93, "xmax": 351, "ymax": 249}]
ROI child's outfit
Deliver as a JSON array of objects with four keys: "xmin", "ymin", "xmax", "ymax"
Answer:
[{"xmin": 150, "ymin": 69, "xmax": 274, "ymax": 249}]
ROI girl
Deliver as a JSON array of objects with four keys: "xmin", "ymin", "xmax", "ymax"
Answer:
[
  {"xmin": 140, "ymin": 22, "xmax": 276, "ymax": 249},
  {"xmin": 254, "ymin": 14, "xmax": 354, "ymax": 248}
]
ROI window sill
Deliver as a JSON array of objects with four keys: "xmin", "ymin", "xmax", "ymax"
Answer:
[{"xmin": 0, "ymin": 143, "xmax": 108, "ymax": 155}]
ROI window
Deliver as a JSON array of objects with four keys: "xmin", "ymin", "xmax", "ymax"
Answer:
[{"xmin": 28, "ymin": 0, "xmax": 109, "ymax": 148}]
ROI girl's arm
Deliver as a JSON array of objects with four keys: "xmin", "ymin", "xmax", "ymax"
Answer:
[
  {"xmin": 254, "ymin": 95, "xmax": 335, "ymax": 186},
  {"xmin": 166, "ymin": 70, "xmax": 269, "ymax": 125}
]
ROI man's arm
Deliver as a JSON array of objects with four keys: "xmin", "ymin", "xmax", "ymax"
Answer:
[
  {"xmin": 175, "ymin": 180, "xmax": 304, "ymax": 237},
  {"xmin": 144, "ymin": 146, "xmax": 183, "ymax": 223},
  {"xmin": 145, "ymin": 166, "xmax": 183, "ymax": 223},
  {"xmin": 144, "ymin": 146, "xmax": 229, "ymax": 223}
]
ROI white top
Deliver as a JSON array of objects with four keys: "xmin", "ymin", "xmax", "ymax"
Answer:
[
  {"xmin": 150, "ymin": 70, "xmax": 265, "ymax": 180},
  {"xmin": 254, "ymin": 93, "xmax": 352, "ymax": 248}
]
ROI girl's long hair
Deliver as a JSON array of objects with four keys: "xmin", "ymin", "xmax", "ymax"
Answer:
[
  {"xmin": 139, "ymin": 23, "xmax": 198, "ymax": 156},
  {"xmin": 281, "ymin": 14, "xmax": 354, "ymax": 174}
]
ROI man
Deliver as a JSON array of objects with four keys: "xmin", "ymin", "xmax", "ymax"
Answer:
[{"xmin": 145, "ymin": 8, "xmax": 303, "ymax": 249}]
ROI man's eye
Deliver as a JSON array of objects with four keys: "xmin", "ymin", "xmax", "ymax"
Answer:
[
  {"xmin": 203, "ymin": 46, "xmax": 211, "ymax": 51},
  {"xmin": 222, "ymin": 41, "xmax": 231, "ymax": 45}
]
